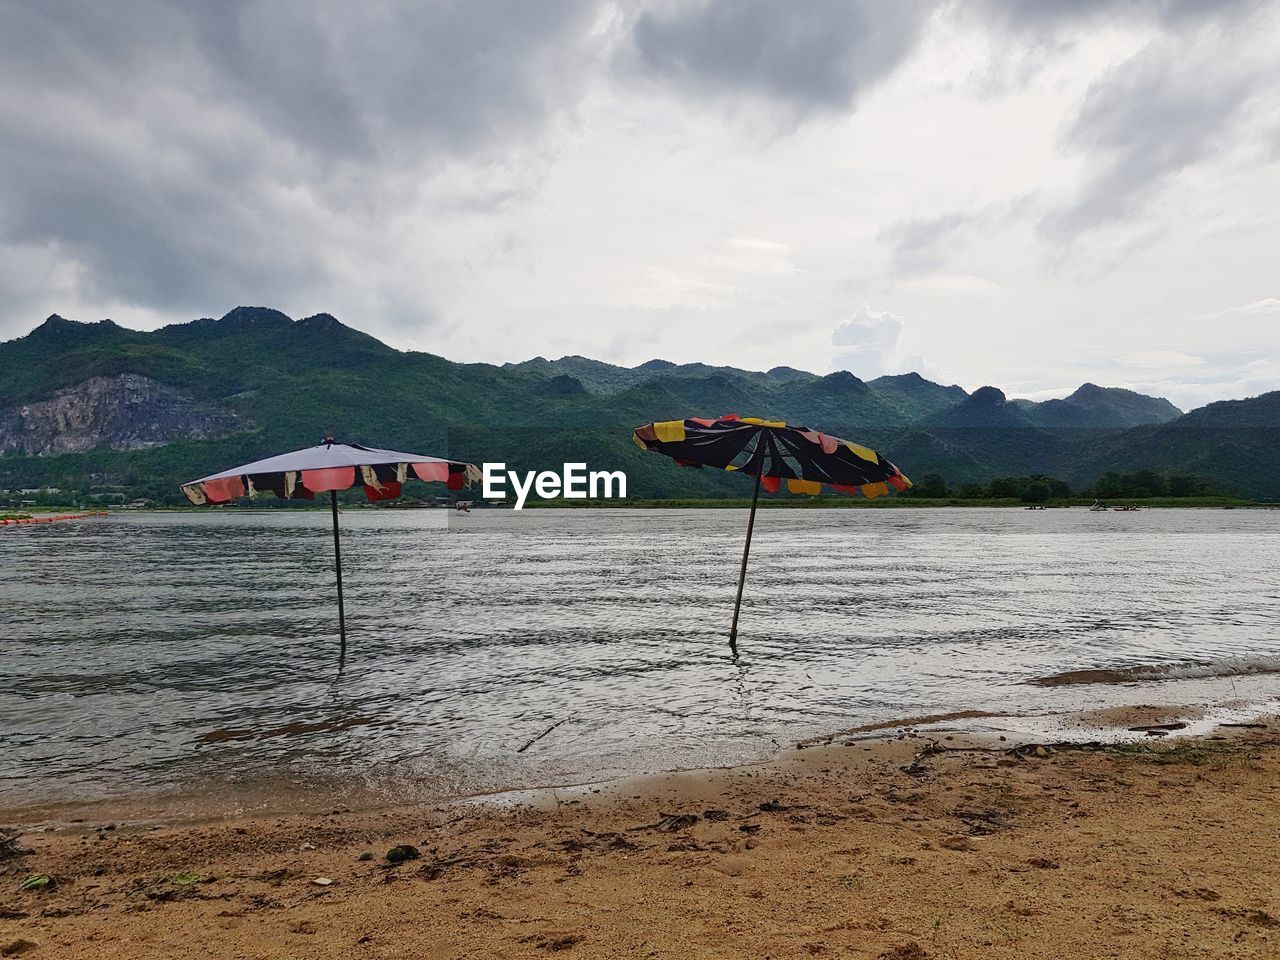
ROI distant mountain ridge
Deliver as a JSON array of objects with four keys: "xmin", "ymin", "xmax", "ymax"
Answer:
[
  {"xmin": 0, "ymin": 308, "xmax": 1275, "ymax": 501},
  {"xmin": 503, "ymin": 352, "xmax": 1182, "ymax": 427},
  {"xmin": 1022, "ymin": 383, "xmax": 1183, "ymax": 429}
]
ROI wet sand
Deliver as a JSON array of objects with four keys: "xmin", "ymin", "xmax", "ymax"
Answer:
[{"xmin": 3, "ymin": 712, "xmax": 1278, "ymax": 959}]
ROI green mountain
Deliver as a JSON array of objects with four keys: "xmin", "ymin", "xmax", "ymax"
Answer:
[
  {"xmin": 1076, "ymin": 391, "xmax": 1280, "ymax": 490},
  {"xmin": 1023, "ymin": 383, "xmax": 1183, "ymax": 429},
  {"xmin": 1, "ymin": 308, "xmax": 1276, "ymax": 501},
  {"xmin": 868, "ymin": 372, "xmax": 969, "ymax": 421},
  {"xmin": 912, "ymin": 386, "xmax": 1066, "ymax": 479}
]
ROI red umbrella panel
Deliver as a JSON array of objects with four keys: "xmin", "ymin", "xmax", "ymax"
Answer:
[{"xmin": 632, "ymin": 415, "xmax": 911, "ymax": 644}]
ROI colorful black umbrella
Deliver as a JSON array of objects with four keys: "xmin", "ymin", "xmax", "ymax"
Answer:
[
  {"xmin": 632, "ymin": 415, "xmax": 911, "ymax": 644},
  {"xmin": 181, "ymin": 437, "xmax": 480, "ymax": 653}
]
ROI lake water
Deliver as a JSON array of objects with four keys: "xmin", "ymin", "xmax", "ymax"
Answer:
[{"xmin": 3, "ymin": 508, "xmax": 1279, "ymax": 814}]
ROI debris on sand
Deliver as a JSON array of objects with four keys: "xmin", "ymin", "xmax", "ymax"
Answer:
[
  {"xmin": 879, "ymin": 943, "xmax": 928, "ymax": 959},
  {"xmin": 521, "ymin": 931, "xmax": 584, "ymax": 951},
  {"xmin": 629, "ymin": 813, "xmax": 699, "ymax": 833},
  {"xmin": 0, "ymin": 832, "xmax": 32, "ymax": 860},
  {"xmin": 385, "ymin": 845, "xmax": 421, "ymax": 864},
  {"xmin": 1211, "ymin": 907, "xmax": 1279, "ymax": 928}
]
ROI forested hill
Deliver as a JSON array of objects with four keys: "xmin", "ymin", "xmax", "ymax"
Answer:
[{"xmin": 1, "ymin": 308, "xmax": 1276, "ymax": 501}]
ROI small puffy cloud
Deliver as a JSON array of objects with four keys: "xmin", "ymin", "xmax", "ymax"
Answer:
[{"xmin": 831, "ymin": 304, "xmax": 942, "ymax": 380}]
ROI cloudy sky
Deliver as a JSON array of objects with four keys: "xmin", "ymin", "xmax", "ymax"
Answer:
[{"xmin": 1, "ymin": 1, "xmax": 1278, "ymax": 409}]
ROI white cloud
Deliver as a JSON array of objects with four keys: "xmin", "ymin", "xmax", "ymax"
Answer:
[
  {"xmin": 1192, "ymin": 297, "xmax": 1280, "ymax": 322},
  {"xmin": 831, "ymin": 304, "xmax": 943, "ymax": 380},
  {"xmin": 615, "ymin": 267, "xmax": 737, "ymax": 312},
  {"xmin": 1123, "ymin": 349, "xmax": 1205, "ymax": 369},
  {"xmin": 893, "ymin": 273, "xmax": 1004, "ymax": 297},
  {"xmin": 713, "ymin": 236, "xmax": 798, "ymax": 275}
]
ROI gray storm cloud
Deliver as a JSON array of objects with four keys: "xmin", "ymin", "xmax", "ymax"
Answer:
[
  {"xmin": 629, "ymin": 0, "xmax": 931, "ymax": 116},
  {"xmin": 0, "ymin": 0, "xmax": 603, "ymax": 326},
  {"xmin": 1043, "ymin": 17, "xmax": 1273, "ymax": 240},
  {"xmin": 0, "ymin": 0, "xmax": 1267, "ymax": 330}
]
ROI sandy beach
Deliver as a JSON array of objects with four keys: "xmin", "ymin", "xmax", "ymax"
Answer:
[{"xmin": 4, "ymin": 707, "xmax": 1278, "ymax": 960}]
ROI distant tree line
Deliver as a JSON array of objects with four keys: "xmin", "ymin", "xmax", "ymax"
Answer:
[
  {"xmin": 906, "ymin": 470, "xmax": 1227, "ymax": 502},
  {"xmin": 1092, "ymin": 470, "xmax": 1222, "ymax": 499}
]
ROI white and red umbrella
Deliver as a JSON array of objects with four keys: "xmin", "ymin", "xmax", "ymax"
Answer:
[{"xmin": 181, "ymin": 437, "xmax": 481, "ymax": 651}]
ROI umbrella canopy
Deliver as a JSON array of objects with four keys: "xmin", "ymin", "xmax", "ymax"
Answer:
[
  {"xmin": 181, "ymin": 440, "xmax": 482, "ymax": 505},
  {"xmin": 179, "ymin": 437, "xmax": 481, "ymax": 654},
  {"xmin": 632, "ymin": 415, "xmax": 911, "ymax": 497},
  {"xmin": 632, "ymin": 414, "xmax": 911, "ymax": 646}
]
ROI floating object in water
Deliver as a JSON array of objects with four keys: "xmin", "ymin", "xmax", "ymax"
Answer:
[{"xmin": 1, "ymin": 511, "xmax": 108, "ymax": 526}]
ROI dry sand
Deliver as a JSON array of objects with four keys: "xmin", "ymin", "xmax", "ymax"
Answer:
[{"xmin": 3, "ymin": 714, "xmax": 1278, "ymax": 959}]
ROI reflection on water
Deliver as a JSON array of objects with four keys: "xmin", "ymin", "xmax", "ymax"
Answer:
[{"xmin": 2, "ymin": 507, "xmax": 1278, "ymax": 808}]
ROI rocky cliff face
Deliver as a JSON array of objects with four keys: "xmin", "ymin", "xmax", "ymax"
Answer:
[{"xmin": 0, "ymin": 374, "xmax": 240, "ymax": 455}]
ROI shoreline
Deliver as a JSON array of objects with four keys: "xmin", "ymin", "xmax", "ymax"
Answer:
[
  {"xmin": 6, "ymin": 684, "xmax": 1279, "ymax": 831},
  {"xmin": 9, "ymin": 496, "xmax": 1272, "ymax": 513},
  {"xmin": 4, "ymin": 705, "xmax": 1277, "ymax": 958}
]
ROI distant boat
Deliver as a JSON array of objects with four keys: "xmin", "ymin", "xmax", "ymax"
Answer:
[
  {"xmin": 1089, "ymin": 499, "xmax": 1108, "ymax": 512},
  {"xmin": 1113, "ymin": 505, "xmax": 1141, "ymax": 512}
]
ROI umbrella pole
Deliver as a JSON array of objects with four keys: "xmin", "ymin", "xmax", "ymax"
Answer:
[
  {"xmin": 330, "ymin": 491, "xmax": 347, "ymax": 655},
  {"xmin": 729, "ymin": 469, "xmax": 763, "ymax": 647}
]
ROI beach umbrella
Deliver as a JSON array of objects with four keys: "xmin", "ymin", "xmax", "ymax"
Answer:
[
  {"xmin": 180, "ymin": 437, "xmax": 481, "ymax": 653},
  {"xmin": 632, "ymin": 415, "xmax": 911, "ymax": 645}
]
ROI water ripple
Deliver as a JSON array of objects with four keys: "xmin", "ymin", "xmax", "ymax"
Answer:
[{"xmin": 2, "ymin": 507, "xmax": 1278, "ymax": 806}]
